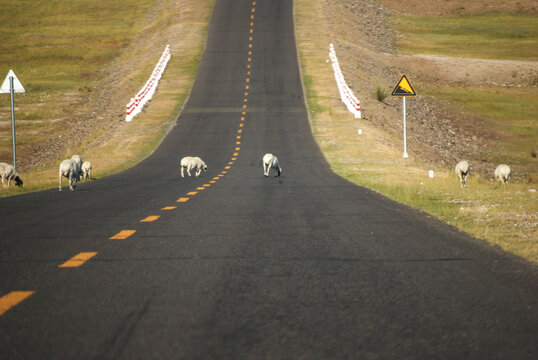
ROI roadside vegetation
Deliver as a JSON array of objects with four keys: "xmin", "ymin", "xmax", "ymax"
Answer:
[
  {"xmin": 295, "ymin": 0, "xmax": 537, "ymax": 263},
  {"xmin": 0, "ymin": 0, "xmax": 213, "ymax": 196}
]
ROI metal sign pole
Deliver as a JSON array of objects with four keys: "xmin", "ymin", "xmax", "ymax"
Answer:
[
  {"xmin": 9, "ymin": 76, "xmax": 17, "ymax": 170},
  {"xmin": 402, "ymin": 96, "xmax": 408, "ymax": 158}
]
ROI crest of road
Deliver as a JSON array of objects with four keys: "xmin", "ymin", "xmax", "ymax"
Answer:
[{"xmin": 0, "ymin": 0, "xmax": 536, "ymax": 358}]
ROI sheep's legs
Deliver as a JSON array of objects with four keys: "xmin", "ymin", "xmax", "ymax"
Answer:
[
  {"xmin": 59, "ymin": 171, "xmax": 63, "ymax": 191},
  {"xmin": 1, "ymin": 177, "xmax": 6, "ymax": 188},
  {"xmin": 181, "ymin": 166, "xmax": 185, "ymax": 178}
]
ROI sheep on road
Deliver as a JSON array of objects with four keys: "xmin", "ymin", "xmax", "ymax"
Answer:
[
  {"xmin": 59, "ymin": 159, "xmax": 81, "ymax": 191},
  {"xmin": 180, "ymin": 156, "xmax": 207, "ymax": 178},
  {"xmin": 262, "ymin": 153, "xmax": 282, "ymax": 177}
]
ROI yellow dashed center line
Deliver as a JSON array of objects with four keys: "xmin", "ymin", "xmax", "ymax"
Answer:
[
  {"xmin": 110, "ymin": 230, "xmax": 136, "ymax": 240},
  {"xmin": 0, "ymin": 291, "xmax": 35, "ymax": 316},
  {"xmin": 162, "ymin": 206, "xmax": 177, "ymax": 210},
  {"xmin": 177, "ymin": 197, "xmax": 190, "ymax": 203},
  {"xmin": 187, "ymin": 191, "xmax": 198, "ymax": 196},
  {"xmin": 140, "ymin": 215, "xmax": 160, "ymax": 223},
  {"xmin": 59, "ymin": 252, "xmax": 98, "ymax": 268}
]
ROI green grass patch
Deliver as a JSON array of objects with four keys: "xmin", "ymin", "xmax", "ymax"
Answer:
[
  {"xmin": 424, "ymin": 86, "xmax": 538, "ymax": 165},
  {"xmin": 393, "ymin": 13, "xmax": 538, "ymax": 60}
]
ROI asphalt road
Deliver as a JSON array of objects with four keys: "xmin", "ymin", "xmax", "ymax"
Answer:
[{"xmin": 1, "ymin": 0, "xmax": 536, "ymax": 359}]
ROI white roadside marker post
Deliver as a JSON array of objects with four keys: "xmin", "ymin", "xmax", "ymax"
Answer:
[{"xmin": 1, "ymin": 70, "xmax": 26, "ymax": 170}]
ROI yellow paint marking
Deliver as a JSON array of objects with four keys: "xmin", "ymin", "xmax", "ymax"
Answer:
[
  {"xmin": 249, "ymin": 37, "xmax": 253, "ymax": 41},
  {"xmin": 225, "ymin": 166, "xmax": 231, "ymax": 169},
  {"xmin": 196, "ymin": 187, "xmax": 205, "ymax": 190},
  {"xmin": 110, "ymin": 230, "xmax": 136, "ymax": 240},
  {"xmin": 242, "ymin": 104, "xmax": 247, "ymax": 109},
  {"xmin": 228, "ymin": 161, "xmax": 234, "ymax": 165},
  {"xmin": 162, "ymin": 206, "xmax": 177, "ymax": 210},
  {"xmin": 236, "ymin": 147, "xmax": 241, "ymax": 151},
  {"xmin": 252, "ymin": 8, "xmax": 255, "ymax": 12},
  {"xmin": 177, "ymin": 197, "xmax": 190, "ymax": 203},
  {"xmin": 248, "ymin": 57, "xmax": 251, "ymax": 61},
  {"xmin": 209, "ymin": 180, "xmax": 216, "ymax": 184},
  {"xmin": 248, "ymin": 51, "xmax": 252, "ymax": 55},
  {"xmin": 251, "ymin": 15, "xmax": 254, "ymax": 19},
  {"xmin": 239, "ymin": 123, "xmax": 244, "ymax": 127},
  {"xmin": 245, "ymin": 85, "xmax": 249, "ymax": 89},
  {"xmin": 203, "ymin": 184, "xmax": 211, "ymax": 188},
  {"xmin": 250, "ymin": 29, "xmax": 253, "ymax": 33},
  {"xmin": 234, "ymin": 152, "xmax": 239, "ymax": 156},
  {"xmin": 231, "ymin": 157, "xmax": 237, "ymax": 160},
  {"xmin": 241, "ymin": 117, "xmax": 245, "ymax": 121},
  {"xmin": 0, "ymin": 291, "xmax": 35, "ymax": 316},
  {"xmin": 236, "ymin": 141, "xmax": 241, "ymax": 145},
  {"xmin": 221, "ymin": 171, "xmax": 228, "ymax": 174},
  {"xmin": 253, "ymin": 1, "xmax": 256, "ymax": 5},
  {"xmin": 246, "ymin": 78, "xmax": 250, "ymax": 83},
  {"xmin": 244, "ymin": 92, "xmax": 248, "ymax": 96},
  {"xmin": 238, "ymin": 129, "xmax": 242, "ymax": 133},
  {"xmin": 187, "ymin": 191, "xmax": 198, "ymax": 196},
  {"xmin": 140, "ymin": 215, "xmax": 160, "ymax": 223},
  {"xmin": 244, "ymin": 98, "xmax": 248, "ymax": 102},
  {"xmin": 247, "ymin": 71, "xmax": 251, "ymax": 75},
  {"xmin": 59, "ymin": 252, "xmax": 98, "ymax": 268},
  {"xmin": 213, "ymin": 177, "xmax": 220, "ymax": 180},
  {"xmin": 242, "ymin": 111, "xmax": 246, "ymax": 115},
  {"xmin": 249, "ymin": 44, "xmax": 253, "ymax": 48}
]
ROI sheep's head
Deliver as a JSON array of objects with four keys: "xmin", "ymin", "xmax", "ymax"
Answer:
[
  {"xmin": 14, "ymin": 175, "xmax": 23, "ymax": 187},
  {"xmin": 277, "ymin": 168, "xmax": 282, "ymax": 176},
  {"xmin": 203, "ymin": 164, "xmax": 208, "ymax": 172}
]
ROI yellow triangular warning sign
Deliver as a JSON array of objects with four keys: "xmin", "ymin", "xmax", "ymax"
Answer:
[{"xmin": 391, "ymin": 74, "xmax": 416, "ymax": 97}]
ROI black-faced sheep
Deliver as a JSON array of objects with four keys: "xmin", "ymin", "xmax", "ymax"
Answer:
[
  {"xmin": 180, "ymin": 156, "xmax": 207, "ymax": 178},
  {"xmin": 262, "ymin": 153, "xmax": 282, "ymax": 177},
  {"xmin": 495, "ymin": 164, "xmax": 511, "ymax": 186},
  {"xmin": 455, "ymin": 160, "xmax": 470, "ymax": 188},
  {"xmin": 0, "ymin": 162, "xmax": 23, "ymax": 188},
  {"xmin": 81, "ymin": 161, "xmax": 92, "ymax": 179},
  {"xmin": 59, "ymin": 159, "xmax": 81, "ymax": 191}
]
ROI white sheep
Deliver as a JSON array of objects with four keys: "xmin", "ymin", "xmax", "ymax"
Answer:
[
  {"xmin": 262, "ymin": 153, "xmax": 282, "ymax": 177},
  {"xmin": 81, "ymin": 161, "xmax": 92, "ymax": 179},
  {"xmin": 495, "ymin": 164, "xmax": 511, "ymax": 186},
  {"xmin": 0, "ymin": 162, "xmax": 23, "ymax": 188},
  {"xmin": 455, "ymin": 160, "xmax": 470, "ymax": 188},
  {"xmin": 59, "ymin": 159, "xmax": 81, "ymax": 191},
  {"xmin": 180, "ymin": 156, "xmax": 207, "ymax": 178},
  {"xmin": 71, "ymin": 155, "xmax": 84, "ymax": 177}
]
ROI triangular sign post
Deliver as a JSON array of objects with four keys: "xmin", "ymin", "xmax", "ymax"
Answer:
[
  {"xmin": 391, "ymin": 74, "xmax": 417, "ymax": 158},
  {"xmin": 0, "ymin": 70, "xmax": 25, "ymax": 94},
  {"xmin": 1, "ymin": 70, "xmax": 26, "ymax": 170}
]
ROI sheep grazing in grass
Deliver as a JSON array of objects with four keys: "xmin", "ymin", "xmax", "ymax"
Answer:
[
  {"xmin": 455, "ymin": 160, "xmax": 470, "ymax": 188},
  {"xmin": 262, "ymin": 153, "xmax": 282, "ymax": 177},
  {"xmin": 0, "ymin": 162, "xmax": 23, "ymax": 188},
  {"xmin": 180, "ymin": 156, "xmax": 207, "ymax": 178},
  {"xmin": 495, "ymin": 164, "xmax": 511, "ymax": 186},
  {"xmin": 59, "ymin": 159, "xmax": 81, "ymax": 191},
  {"xmin": 81, "ymin": 161, "xmax": 92, "ymax": 179}
]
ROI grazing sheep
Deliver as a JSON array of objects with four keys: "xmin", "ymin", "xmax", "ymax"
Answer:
[
  {"xmin": 81, "ymin": 161, "xmax": 92, "ymax": 179},
  {"xmin": 0, "ymin": 162, "xmax": 23, "ymax": 188},
  {"xmin": 262, "ymin": 153, "xmax": 282, "ymax": 177},
  {"xmin": 455, "ymin": 160, "xmax": 470, "ymax": 188},
  {"xmin": 59, "ymin": 159, "xmax": 81, "ymax": 191},
  {"xmin": 495, "ymin": 164, "xmax": 511, "ymax": 186},
  {"xmin": 180, "ymin": 156, "xmax": 207, "ymax": 178},
  {"xmin": 71, "ymin": 155, "xmax": 84, "ymax": 177}
]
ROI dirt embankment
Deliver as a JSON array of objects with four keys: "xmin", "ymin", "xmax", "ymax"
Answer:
[{"xmin": 319, "ymin": 0, "xmax": 537, "ymax": 179}]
